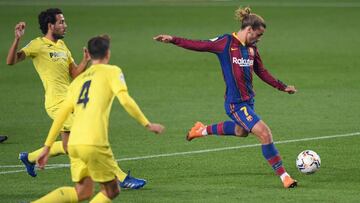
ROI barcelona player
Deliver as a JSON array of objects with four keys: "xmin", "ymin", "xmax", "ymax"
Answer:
[
  {"xmin": 7, "ymin": 8, "xmax": 146, "ymax": 189},
  {"xmin": 154, "ymin": 6, "xmax": 297, "ymax": 188},
  {"xmin": 34, "ymin": 35, "xmax": 164, "ymax": 203}
]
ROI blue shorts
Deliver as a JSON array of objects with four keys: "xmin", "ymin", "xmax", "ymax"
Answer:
[{"xmin": 225, "ymin": 99, "xmax": 260, "ymax": 132}]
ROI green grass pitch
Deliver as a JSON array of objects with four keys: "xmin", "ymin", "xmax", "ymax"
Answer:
[{"xmin": 0, "ymin": 0, "xmax": 360, "ymax": 202}]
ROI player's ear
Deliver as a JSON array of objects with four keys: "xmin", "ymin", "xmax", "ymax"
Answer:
[{"xmin": 48, "ymin": 23, "xmax": 54, "ymax": 32}]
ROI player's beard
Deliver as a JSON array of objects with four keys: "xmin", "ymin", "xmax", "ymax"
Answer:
[{"xmin": 53, "ymin": 33, "xmax": 65, "ymax": 40}]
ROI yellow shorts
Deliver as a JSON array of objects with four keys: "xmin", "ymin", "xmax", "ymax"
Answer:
[
  {"xmin": 46, "ymin": 105, "xmax": 73, "ymax": 132},
  {"xmin": 68, "ymin": 145, "xmax": 119, "ymax": 183}
]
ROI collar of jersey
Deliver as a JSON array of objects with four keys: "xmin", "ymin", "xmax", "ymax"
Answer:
[
  {"xmin": 41, "ymin": 37, "xmax": 60, "ymax": 46},
  {"xmin": 232, "ymin": 32, "xmax": 246, "ymax": 46}
]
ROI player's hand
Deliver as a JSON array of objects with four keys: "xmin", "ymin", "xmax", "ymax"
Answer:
[
  {"xmin": 83, "ymin": 47, "xmax": 91, "ymax": 62},
  {"xmin": 153, "ymin": 35, "xmax": 173, "ymax": 43},
  {"xmin": 14, "ymin": 22, "xmax": 26, "ymax": 40},
  {"xmin": 146, "ymin": 123, "xmax": 165, "ymax": 134},
  {"xmin": 285, "ymin": 85, "xmax": 297, "ymax": 94},
  {"xmin": 36, "ymin": 146, "xmax": 51, "ymax": 170}
]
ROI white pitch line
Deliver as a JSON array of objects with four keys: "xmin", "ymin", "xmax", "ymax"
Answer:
[
  {"xmin": 1, "ymin": 131, "xmax": 359, "ymax": 175},
  {"xmin": 117, "ymin": 131, "xmax": 360, "ymax": 161}
]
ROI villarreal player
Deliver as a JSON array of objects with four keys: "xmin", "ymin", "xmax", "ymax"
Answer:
[
  {"xmin": 7, "ymin": 8, "xmax": 147, "ymax": 189},
  {"xmin": 154, "ymin": 6, "xmax": 297, "ymax": 188},
  {"xmin": 34, "ymin": 35, "xmax": 164, "ymax": 203}
]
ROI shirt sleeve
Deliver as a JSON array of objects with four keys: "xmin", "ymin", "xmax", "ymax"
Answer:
[
  {"xmin": 44, "ymin": 91, "xmax": 74, "ymax": 147},
  {"xmin": 21, "ymin": 39, "xmax": 39, "ymax": 58},
  {"xmin": 109, "ymin": 66, "xmax": 149, "ymax": 126},
  {"xmin": 116, "ymin": 91, "xmax": 150, "ymax": 127},
  {"xmin": 170, "ymin": 35, "xmax": 228, "ymax": 53},
  {"xmin": 109, "ymin": 67, "xmax": 128, "ymax": 95},
  {"xmin": 253, "ymin": 48, "xmax": 287, "ymax": 91},
  {"xmin": 67, "ymin": 49, "xmax": 75, "ymax": 66}
]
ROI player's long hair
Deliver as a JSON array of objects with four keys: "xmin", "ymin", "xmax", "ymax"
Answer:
[
  {"xmin": 38, "ymin": 8, "xmax": 63, "ymax": 34},
  {"xmin": 235, "ymin": 6, "xmax": 266, "ymax": 30}
]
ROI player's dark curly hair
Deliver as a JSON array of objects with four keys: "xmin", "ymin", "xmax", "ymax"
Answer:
[
  {"xmin": 38, "ymin": 8, "xmax": 63, "ymax": 34},
  {"xmin": 88, "ymin": 35, "xmax": 111, "ymax": 59}
]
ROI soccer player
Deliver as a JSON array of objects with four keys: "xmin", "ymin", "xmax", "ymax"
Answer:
[
  {"xmin": 6, "ymin": 8, "xmax": 146, "ymax": 189},
  {"xmin": 154, "ymin": 6, "xmax": 297, "ymax": 188},
  {"xmin": 0, "ymin": 135, "xmax": 8, "ymax": 143},
  {"xmin": 34, "ymin": 35, "xmax": 164, "ymax": 203}
]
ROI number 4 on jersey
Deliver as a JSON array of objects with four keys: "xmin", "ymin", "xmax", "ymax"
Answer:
[{"xmin": 77, "ymin": 80, "xmax": 92, "ymax": 108}]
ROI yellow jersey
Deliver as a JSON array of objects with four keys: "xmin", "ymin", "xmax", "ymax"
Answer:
[
  {"xmin": 21, "ymin": 37, "xmax": 74, "ymax": 109},
  {"xmin": 44, "ymin": 64, "xmax": 149, "ymax": 147}
]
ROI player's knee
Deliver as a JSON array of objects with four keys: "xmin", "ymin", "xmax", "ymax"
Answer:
[
  {"xmin": 76, "ymin": 178, "xmax": 94, "ymax": 201},
  {"xmin": 102, "ymin": 179, "xmax": 120, "ymax": 199},
  {"xmin": 253, "ymin": 124, "xmax": 272, "ymax": 143},
  {"xmin": 76, "ymin": 188, "xmax": 93, "ymax": 201},
  {"xmin": 235, "ymin": 125, "xmax": 248, "ymax": 137},
  {"xmin": 107, "ymin": 187, "xmax": 120, "ymax": 199},
  {"xmin": 258, "ymin": 128, "xmax": 272, "ymax": 143}
]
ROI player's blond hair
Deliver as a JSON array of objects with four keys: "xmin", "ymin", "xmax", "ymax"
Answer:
[{"xmin": 235, "ymin": 6, "xmax": 266, "ymax": 30}]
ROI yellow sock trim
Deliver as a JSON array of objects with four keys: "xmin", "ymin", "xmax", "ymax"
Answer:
[
  {"xmin": 90, "ymin": 192, "xmax": 112, "ymax": 203},
  {"xmin": 31, "ymin": 186, "xmax": 78, "ymax": 203},
  {"xmin": 28, "ymin": 141, "xmax": 66, "ymax": 162}
]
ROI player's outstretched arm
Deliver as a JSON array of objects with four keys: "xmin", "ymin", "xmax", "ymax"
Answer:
[
  {"xmin": 6, "ymin": 22, "xmax": 26, "ymax": 65},
  {"xmin": 117, "ymin": 91, "xmax": 165, "ymax": 134},
  {"xmin": 154, "ymin": 34, "xmax": 225, "ymax": 53}
]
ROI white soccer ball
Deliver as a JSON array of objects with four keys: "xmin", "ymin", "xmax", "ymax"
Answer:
[{"xmin": 296, "ymin": 150, "xmax": 321, "ymax": 174}]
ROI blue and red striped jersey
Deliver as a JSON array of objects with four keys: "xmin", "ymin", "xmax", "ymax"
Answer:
[{"xmin": 171, "ymin": 33, "xmax": 287, "ymax": 103}]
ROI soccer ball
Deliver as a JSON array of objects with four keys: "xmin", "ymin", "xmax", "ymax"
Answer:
[{"xmin": 296, "ymin": 150, "xmax": 321, "ymax": 174}]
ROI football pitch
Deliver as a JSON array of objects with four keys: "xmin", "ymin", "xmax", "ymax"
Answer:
[{"xmin": 1, "ymin": 0, "xmax": 360, "ymax": 202}]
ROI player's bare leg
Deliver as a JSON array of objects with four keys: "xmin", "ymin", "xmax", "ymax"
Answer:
[
  {"xmin": 75, "ymin": 177, "xmax": 94, "ymax": 201},
  {"xmin": 61, "ymin": 131, "xmax": 70, "ymax": 153},
  {"xmin": 251, "ymin": 121, "xmax": 273, "ymax": 144},
  {"xmin": 90, "ymin": 178, "xmax": 120, "ymax": 202}
]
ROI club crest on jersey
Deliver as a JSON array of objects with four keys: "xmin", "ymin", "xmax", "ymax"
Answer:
[
  {"xmin": 119, "ymin": 73, "xmax": 126, "ymax": 84},
  {"xmin": 248, "ymin": 47, "xmax": 255, "ymax": 57},
  {"xmin": 232, "ymin": 57, "xmax": 254, "ymax": 67}
]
